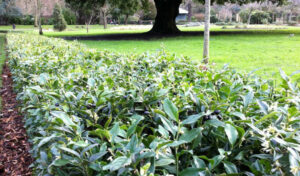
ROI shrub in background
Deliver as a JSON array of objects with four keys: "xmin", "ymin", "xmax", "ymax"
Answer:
[
  {"xmin": 63, "ymin": 7, "xmax": 76, "ymax": 25},
  {"xmin": 21, "ymin": 15, "xmax": 34, "ymax": 25},
  {"xmin": 52, "ymin": 4, "xmax": 67, "ymax": 31}
]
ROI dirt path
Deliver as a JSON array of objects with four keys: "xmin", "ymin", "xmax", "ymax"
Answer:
[{"xmin": 0, "ymin": 62, "xmax": 33, "ymax": 176}]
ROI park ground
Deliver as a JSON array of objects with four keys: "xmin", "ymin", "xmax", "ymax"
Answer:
[{"xmin": 0, "ymin": 24, "xmax": 300, "ymax": 82}]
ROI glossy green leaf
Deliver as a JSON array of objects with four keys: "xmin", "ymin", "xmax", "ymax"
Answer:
[{"xmin": 163, "ymin": 99, "xmax": 179, "ymax": 123}]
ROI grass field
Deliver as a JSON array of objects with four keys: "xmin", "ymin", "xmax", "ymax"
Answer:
[
  {"xmin": 80, "ymin": 30, "xmax": 300, "ymax": 81},
  {"xmin": 1, "ymin": 24, "xmax": 300, "ymax": 81},
  {"xmin": 0, "ymin": 34, "xmax": 6, "ymax": 109}
]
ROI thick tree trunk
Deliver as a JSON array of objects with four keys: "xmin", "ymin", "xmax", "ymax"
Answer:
[
  {"xmin": 202, "ymin": 0, "xmax": 210, "ymax": 64},
  {"xmin": 150, "ymin": 0, "xmax": 182, "ymax": 34}
]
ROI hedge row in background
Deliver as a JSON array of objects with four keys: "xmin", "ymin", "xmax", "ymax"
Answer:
[{"xmin": 6, "ymin": 33, "xmax": 300, "ymax": 176}]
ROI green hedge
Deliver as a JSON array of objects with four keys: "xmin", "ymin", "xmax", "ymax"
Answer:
[{"xmin": 6, "ymin": 33, "xmax": 300, "ymax": 176}]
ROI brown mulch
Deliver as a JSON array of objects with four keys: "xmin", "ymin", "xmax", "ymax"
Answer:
[{"xmin": 0, "ymin": 62, "xmax": 33, "ymax": 176}]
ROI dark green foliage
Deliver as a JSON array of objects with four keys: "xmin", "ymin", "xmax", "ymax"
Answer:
[
  {"xmin": 240, "ymin": 10, "xmax": 272, "ymax": 24},
  {"xmin": 110, "ymin": 0, "xmax": 141, "ymax": 24},
  {"xmin": 21, "ymin": 15, "xmax": 34, "ymax": 25},
  {"xmin": 0, "ymin": 0, "xmax": 22, "ymax": 25},
  {"xmin": 140, "ymin": 0, "xmax": 156, "ymax": 20},
  {"xmin": 52, "ymin": 4, "xmax": 67, "ymax": 31},
  {"xmin": 7, "ymin": 34, "xmax": 300, "ymax": 176},
  {"xmin": 63, "ymin": 7, "xmax": 77, "ymax": 25}
]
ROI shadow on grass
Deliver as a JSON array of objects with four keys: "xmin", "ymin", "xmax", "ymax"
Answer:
[{"xmin": 62, "ymin": 30, "xmax": 299, "ymax": 41}]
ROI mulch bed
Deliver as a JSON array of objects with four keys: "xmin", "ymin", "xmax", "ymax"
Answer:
[{"xmin": 0, "ymin": 62, "xmax": 33, "ymax": 176}]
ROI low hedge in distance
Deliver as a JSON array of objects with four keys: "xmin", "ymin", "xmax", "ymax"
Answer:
[{"xmin": 6, "ymin": 33, "xmax": 300, "ymax": 176}]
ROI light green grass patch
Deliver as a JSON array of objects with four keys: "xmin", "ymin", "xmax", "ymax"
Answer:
[{"xmin": 80, "ymin": 32, "xmax": 300, "ymax": 82}]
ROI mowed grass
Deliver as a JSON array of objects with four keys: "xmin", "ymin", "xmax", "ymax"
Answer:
[
  {"xmin": 0, "ymin": 34, "xmax": 6, "ymax": 109},
  {"xmin": 1, "ymin": 24, "xmax": 300, "ymax": 36},
  {"xmin": 79, "ymin": 29, "xmax": 300, "ymax": 82},
  {"xmin": 1, "ymin": 24, "xmax": 300, "ymax": 81}
]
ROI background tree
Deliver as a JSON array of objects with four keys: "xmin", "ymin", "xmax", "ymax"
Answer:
[
  {"xmin": 110, "ymin": 0, "xmax": 141, "ymax": 25},
  {"xmin": 139, "ymin": 0, "xmax": 156, "ymax": 21},
  {"xmin": 0, "ymin": 0, "xmax": 22, "ymax": 25},
  {"xmin": 66, "ymin": 0, "xmax": 106, "ymax": 33},
  {"xmin": 52, "ymin": 3, "xmax": 67, "ymax": 31},
  {"xmin": 62, "ymin": 7, "xmax": 76, "ymax": 25},
  {"xmin": 203, "ymin": 0, "xmax": 210, "ymax": 64},
  {"xmin": 34, "ymin": 0, "xmax": 38, "ymax": 27},
  {"xmin": 99, "ymin": 0, "xmax": 109, "ymax": 29},
  {"xmin": 37, "ymin": 0, "xmax": 42, "ymax": 35}
]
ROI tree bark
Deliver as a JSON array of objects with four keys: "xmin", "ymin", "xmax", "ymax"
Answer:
[
  {"xmin": 125, "ymin": 14, "xmax": 129, "ymax": 25},
  {"xmin": 247, "ymin": 10, "xmax": 253, "ymax": 25},
  {"xmin": 37, "ymin": 0, "xmax": 43, "ymax": 35},
  {"xmin": 203, "ymin": 0, "xmax": 210, "ymax": 64},
  {"xmin": 150, "ymin": 0, "xmax": 182, "ymax": 34},
  {"xmin": 34, "ymin": 0, "xmax": 38, "ymax": 27},
  {"xmin": 103, "ymin": 10, "xmax": 107, "ymax": 29},
  {"xmin": 187, "ymin": 2, "xmax": 192, "ymax": 22},
  {"xmin": 288, "ymin": 12, "xmax": 292, "ymax": 23}
]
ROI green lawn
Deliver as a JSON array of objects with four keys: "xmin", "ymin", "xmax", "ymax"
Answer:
[
  {"xmin": 78, "ymin": 28, "xmax": 300, "ymax": 82},
  {"xmin": 0, "ymin": 34, "xmax": 6, "ymax": 109},
  {"xmin": 1, "ymin": 24, "xmax": 300, "ymax": 36},
  {"xmin": 1, "ymin": 24, "xmax": 300, "ymax": 81}
]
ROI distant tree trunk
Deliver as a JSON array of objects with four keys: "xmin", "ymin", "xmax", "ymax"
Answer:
[
  {"xmin": 247, "ymin": 10, "xmax": 253, "ymax": 25},
  {"xmin": 86, "ymin": 23, "xmax": 89, "ymax": 33},
  {"xmin": 187, "ymin": 2, "xmax": 192, "ymax": 22},
  {"xmin": 100, "ymin": 2, "xmax": 108, "ymax": 29},
  {"xmin": 289, "ymin": 12, "xmax": 292, "ymax": 22},
  {"xmin": 86, "ymin": 14, "xmax": 94, "ymax": 33},
  {"xmin": 125, "ymin": 14, "xmax": 129, "ymax": 25},
  {"xmin": 99, "ymin": 11, "xmax": 102, "ymax": 25},
  {"xmin": 150, "ymin": 0, "xmax": 182, "ymax": 34},
  {"xmin": 103, "ymin": 10, "xmax": 107, "ymax": 29},
  {"xmin": 34, "ymin": 0, "xmax": 38, "ymax": 27},
  {"xmin": 203, "ymin": 0, "xmax": 210, "ymax": 64},
  {"xmin": 37, "ymin": 0, "xmax": 43, "ymax": 35}
]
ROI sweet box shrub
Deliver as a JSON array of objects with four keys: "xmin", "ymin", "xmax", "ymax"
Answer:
[{"xmin": 6, "ymin": 33, "xmax": 300, "ymax": 176}]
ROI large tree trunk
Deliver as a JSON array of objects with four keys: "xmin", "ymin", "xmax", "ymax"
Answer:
[
  {"xmin": 150, "ymin": 0, "xmax": 182, "ymax": 34},
  {"xmin": 202, "ymin": 0, "xmax": 210, "ymax": 64}
]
